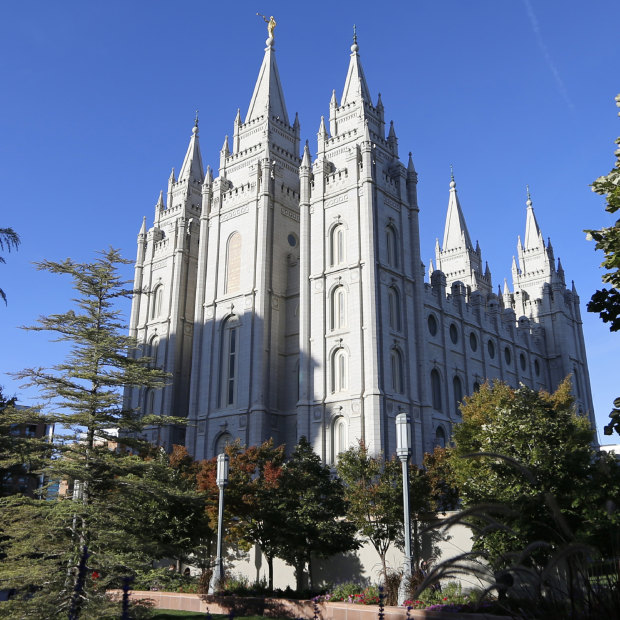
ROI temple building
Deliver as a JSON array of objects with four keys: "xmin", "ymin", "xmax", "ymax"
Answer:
[{"xmin": 124, "ymin": 27, "xmax": 595, "ymax": 463}]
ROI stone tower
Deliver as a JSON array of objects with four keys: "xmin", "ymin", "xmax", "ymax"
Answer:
[{"xmin": 184, "ymin": 31, "xmax": 302, "ymax": 460}]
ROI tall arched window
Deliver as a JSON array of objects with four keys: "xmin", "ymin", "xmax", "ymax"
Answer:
[
  {"xmin": 386, "ymin": 225, "xmax": 399, "ymax": 268},
  {"xmin": 332, "ymin": 417, "xmax": 347, "ymax": 463},
  {"xmin": 220, "ymin": 317, "xmax": 239, "ymax": 407},
  {"xmin": 435, "ymin": 426, "xmax": 446, "ymax": 448},
  {"xmin": 331, "ymin": 286, "xmax": 346, "ymax": 330},
  {"xmin": 388, "ymin": 287, "xmax": 401, "ymax": 331},
  {"xmin": 331, "ymin": 348, "xmax": 348, "ymax": 393},
  {"xmin": 391, "ymin": 348, "xmax": 404, "ymax": 394},
  {"xmin": 225, "ymin": 232, "xmax": 242, "ymax": 294},
  {"xmin": 453, "ymin": 375, "xmax": 463, "ymax": 409},
  {"xmin": 149, "ymin": 336, "xmax": 159, "ymax": 368},
  {"xmin": 330, "ymin": 224, "xmax": 345, "ymax": 266},
  {"xmin": 151, "ymin": 285, "xmax": 163, "ymax": 319},
  {"xmin": 431, "ymin": 369, "xmax": 442, "ymax": 412},
  {"xmin": 214, "ymin": 432, "xmax": 232, "ymax": 456}
]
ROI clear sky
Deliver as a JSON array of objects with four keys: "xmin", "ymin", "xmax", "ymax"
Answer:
[{"xmin": 0, "ymin": 1, "xmax": 618, "ymax": 442}]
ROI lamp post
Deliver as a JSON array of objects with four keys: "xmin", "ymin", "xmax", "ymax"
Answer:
[
  {"xmin": 208, "ymin": 452, "xmax": 229, "ymax": 594},
  {"xmin": 396, "ymin": 412, "xmax": 412, "ymax": 605}
]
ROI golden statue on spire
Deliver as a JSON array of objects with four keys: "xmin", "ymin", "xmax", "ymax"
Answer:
[{"xmin": 257, "ymin": 13, "xmax": 276, "ymax": 38}]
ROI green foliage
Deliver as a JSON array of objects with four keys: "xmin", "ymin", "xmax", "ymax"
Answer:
[
  {"xmin": 450, "ymin": 379, "xmax": 620, "ymax": 567},
  {"xmin": 0, "ymin": 249, "xmax": 208, "ymax": 617},
  {"xmin": 585, "ymin": 94, "xmax": 620, "ymax": 435},
  {"xmin": 336, "ymin": 442, "xmax": 403, "ymax": 580},
  {"xmin": 0, "ymin": 226, "xmax": 20, "ymax": 304},
  {"xmin": 274, "ymin": 436, "xmax": 358, "ymax": 591}
]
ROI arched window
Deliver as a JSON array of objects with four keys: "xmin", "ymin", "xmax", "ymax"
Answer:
[
  {"xmin": 435, "ymin": 426, "xmax": 446, "ymax": 448},
  {"xmin": 331, "ymin": 348, "xmax": 348, "ymax": 393},
  {"xmin": 330, "ymin": 224, "xmax": 345, "ymax": 266},
  {"xmin": 388, "ymin": 287, "xmax": 401, "ymax": 331},
  {"xmin": 391, "ymin": 348, "xmax": 404, "ymax": 394},
  {"xmin": 453, "ymin": 375, "xmax": 463, "ymax": 409},
  {"xmin": 332, "ymin": 417, "xmax": 347, "ymax": 463},
  {"xmin": 214, "ymin": 432, "xmax": 233, "ymax": 456},
  {"xmin": 225, "ymin": 232, "xmax": 242, "ymax": 294},
  {"xmin": 431, "ymin": 369, "xmax": 442, "ymax": 412},
  {"xmin": 151, "ymin": 285, "xmax": 163, "ymax": 319},
  {"xmin": 331, "ymin": 286, "xmax": 346, "ymax": 330},
  {"xmin": 386, "ymin": 225, "xmax": 399, "ymax": 268},
  {"xmin": 148, "ymin": 336, "xmax": 159, "ymax": 368},
  {"xmin": 220, "ymin": 317, "xmax": 239, "ymax": 407}
]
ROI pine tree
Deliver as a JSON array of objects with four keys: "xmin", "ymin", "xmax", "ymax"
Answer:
[
  {"xmin": 1, "ymin": 248, "xmax": 200, "ymax": 618},
  {"xmin": 0, "ymin": 226, "xmax": 20, "ymax": 304}
]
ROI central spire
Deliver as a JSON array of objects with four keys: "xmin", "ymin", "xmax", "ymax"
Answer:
[
  {"xmin": 442, "ymin": 171, "xmax": 473, "ymax": 251},
  {"xmin": 245, "ymin": 25, "xmax": 290, "ymax": 125},
  {"xmin": 341, "ymin": 28, "xmax": 372, "ymax": 106}
]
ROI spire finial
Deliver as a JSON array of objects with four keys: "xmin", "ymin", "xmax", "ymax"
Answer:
[
  {"xmin": 257, "ymin": 13, "xmax": 276, "ymax": 43},
  {"xmin": 351, "ymin": 24, "xmax": 359, "ymax": 52},
  {"xmin": 450, "ymin": 164, "xmax": 456, "ymax": 189},
  {"xmin": 526, "ymin": 184, "xmax": 533, "ymax": 207},
  {"xmin": 195, "ymin": 110, "xmax": 199, "ymax": 126}
]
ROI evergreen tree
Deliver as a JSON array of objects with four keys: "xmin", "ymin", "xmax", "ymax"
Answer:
[
  {"xmin": 585, "ymin": 94, "xmax": 620, "ymax": 435},
  {"xmin": 0, "ymin": 226, "xmax": 20, "ymax": 304},
  {"xmin": 1, "ymin": 248, "xmax": 199, "ymax": 618}
]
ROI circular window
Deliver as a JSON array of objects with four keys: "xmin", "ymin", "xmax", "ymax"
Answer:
[
  {"xmin": 504, "ymin": 347, "xmax": 512, "ymax": 365},
  {"xmin": 520, "ymin": 353, "xmax": 527, "ymax": 371},
  {"xmin": 534, "ymin": 359, "xmax": 540, "ymax": 376},
  {"xmin": 487, "ymin": 340, "xmax": 495, "ymax": 359},
  {"xmin": 449, "ymin": 324, "xmax": 459, "ymax": 344},
  {"xmin": 427, "ymin": 314, "xmax": 438, "ymax": 336},
  {"xmin": 470, "ymin": 332, "xmax": 478, "ymax": 352},
  {"xmin": 287, "ymin": 233, "xmax": 297, "ymax": 247}
]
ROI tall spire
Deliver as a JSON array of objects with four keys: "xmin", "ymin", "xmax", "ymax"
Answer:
[
  {"xmin": 245, "ymin": 28, "xmax": 290, "ymax": 125},
  {"xmin": 524, "ymin": 185, "xmax": 543, "ymax": 250},
  {"xmin": 341, "ymin": 27, "xmax": 372, "ymax": 106},
  {"xmin": 178, "ymin": 121, "xmax": 204, "ymax": 184},
  {"xmin": 442, "ymin": 170, "xmax": 473, "ymax": 251}
]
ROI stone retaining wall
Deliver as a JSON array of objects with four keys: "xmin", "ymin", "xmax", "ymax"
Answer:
[{"xmin": 108, "ymin": 591, "xmax": 504, "ymax": 620}]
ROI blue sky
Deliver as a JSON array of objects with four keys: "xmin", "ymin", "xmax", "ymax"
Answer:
[{"xmin": 0, "ymin": 1, "xmax": 618, "ymax": 442}]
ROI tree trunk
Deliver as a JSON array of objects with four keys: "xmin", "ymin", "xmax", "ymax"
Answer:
[
  {"xmin": 267, "ymin": 554, "xmax": 274, "ymax": 592},
  {"xmin": 294, "ymin": 558, "xmax": 306, "ymax": 592}
]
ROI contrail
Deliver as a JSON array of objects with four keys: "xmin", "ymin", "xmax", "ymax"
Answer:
[{"xmin": 522, "ymin": 0, "xmax": 575, "ymax": 113}]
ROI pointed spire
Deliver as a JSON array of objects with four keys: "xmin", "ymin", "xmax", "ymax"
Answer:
[
  {"xmin": 156, "ymin": 190, "xmax": 164, "ymax": 209},
  {"xmin": 221, "ymin": 135, "xmax": 230, "ymax": 155},
  {"xmin": 293, "ymin": 111, "xmax": 300, "ymax": 130},
  {"xmin": 330, "ymin": 89, "xmax": 338, "ymax": 108},
  {"xmin": 204, "ymin": 165, "xmax": 213, "ymax": 186},
  {"xmin": 376, "ymin": 92, "xmax": 384, "ymax": 111},
  {"xmin": 178, "ymin": 122, "xmax": 204, "ymax": 184},
  {"xmin": 557, "ymin": 257, "xmax": 565, "ymax": 278},
  {"xmin": 428, "ymin": 258, "xmax": 435, "ymax": 278},
  {"xmin": 139, "ymin": 215, "xmax": 147, "ymax": 237},
  {"xmin": 363, "ymin": 119, "xmax": 371, "ymax": 143},
  {"xmin": 169, "ymin": 167, "xmax": 176, "ymax": 184},
  {"xmin": 234, "ymin": 107, "xmax": 241, "ymax": 126},
  {"xmin": 245, "ymin": 31, "xmax": 290, "ymax": 124},
  {"xmin": 524, "ymin": 185, "xmax": 543, "ymax": 250},
  {"xmin": 407, "ymin": 152, "xmax": 416, "ymax": 174},
  {"xmin": 301, "ymin": 141, "xmax": 311, "ymax": 168},
  {"xmin": 442, "ymin": 170, "xmax": 473, "ymax": 251},
  {"xmin": 318, "ymin": 116, "xmax": 327, "ymax": 137},
  {"xmin": 484, "ymin": 261, "xmax": 491, "ymax": 277},
  {"xmin": 503, "ymin": 279, "xmax": 510, "ymax": 296},
  {"xmin": 341, "ymin": 28, "xmax": 372, "ymax": 106}
]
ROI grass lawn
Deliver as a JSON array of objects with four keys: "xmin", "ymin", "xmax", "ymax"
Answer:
[{"xmin": 151, "ymin": 613, "xmax": 292, "ymax": 619}]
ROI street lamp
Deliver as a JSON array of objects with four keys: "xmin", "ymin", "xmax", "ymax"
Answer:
[
  {"xmin": 395, "ymin": 412, "xmax": 412, "ymax": 605},
  {"xmin": 208, "ymin": 453, "xmax": 229, "ymax": 594}
]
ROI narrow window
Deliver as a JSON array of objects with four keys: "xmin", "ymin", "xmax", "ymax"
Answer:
[
  {"xmin": 504, "ymin": 347, "xmax": 512, "ymax": 365},
  {"xmin": 391, "ymin": 348, "xmax": 404, "ymax": 394},
  {"xmin": 331, "ymin": 286, "xmax": 346, "ymax": 330},
  {"xmin": 151, "ymin": 285, "xmax": 163, "ymax": 319},
  {"xmin": 332, "ymin": 417, "xmax": 347, "ymax": 463},
  {"xmin": 435, "ymin": 426, "xmax": 446, "ymax": 448},
  {"xmin": 225, "ymin": 232, "xmax": 242, "ymax": 294},
  {"xmin": 144, "ymin": 389, "xmax": 155, "ymax": 415},
  {"xmin": 487, "ymin": 339, "xmax": 495, "ymax": 359},
  {"xmin": 330, "ymin": 225, "xmax": 345, "ymax": 266},
  {"xmin": 332, "ymin": 348, "xmax": 348, "ymax": 393},
  {"xmin": 469, "ymin": 332, "xmax": 478, "ymax": 351},
  {"xmin": 449, "ymin": 323, "xmax": 459, "ymax": 344},
  {"xmin": 453, "ymin": 375, "xmax": 463, "ymax": 408},
  {"xmin": 214, "ymin": 432, "xmax": 232, "ymax": 456},
  {"xmin": 573, "ymin": 367, "xmax": 581, "ymax": 398},
  {"xmin": 220, "ymin": 318, "xmax": 239, "ymax": 407},
  {"xmin": 431, "ymin": 369, "xmax": 442, "ymax": 412},
  {"xmin": 386, "ymin": 226, "xmax": 399, "ymax": 268},
  {"xmin": 388, "ymin": 287, "xmax": 401, "ymax": 331},
  {"xmin": 428, "ymin": 314, "xmax": 438, "ymax": 336},
  {"xmin": 149, "ymin": 336, "xmax": 159, "ymax": 368}
]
